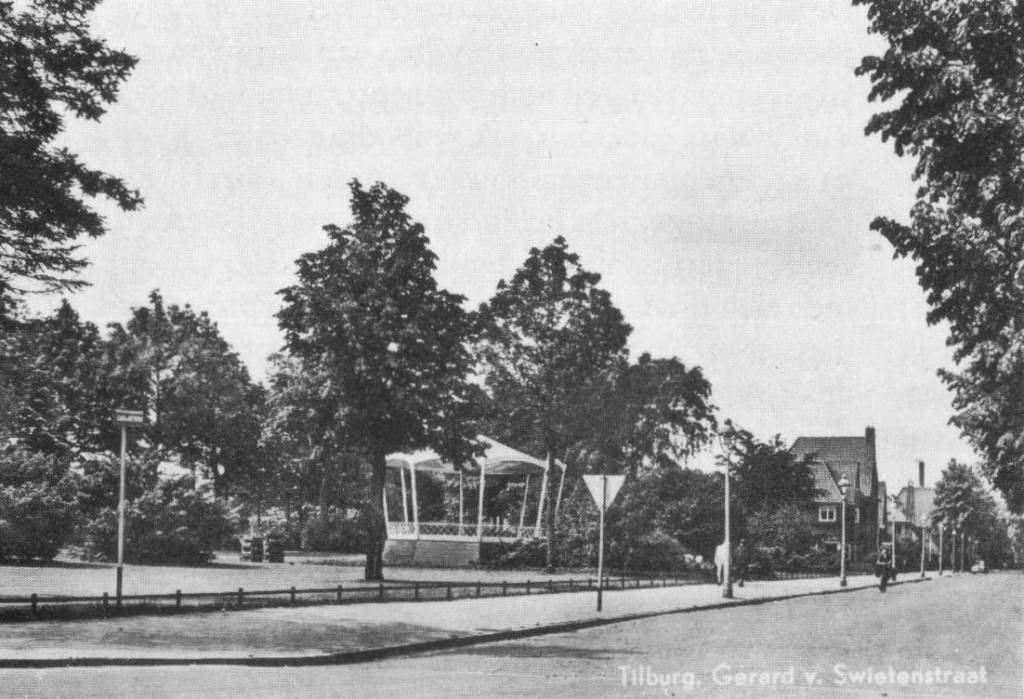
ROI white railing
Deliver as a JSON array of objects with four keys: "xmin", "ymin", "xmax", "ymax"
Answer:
[
  {"xmin": 386, "ymin": 521, "xmax": 541, "ymax": 540},
  {"xmin": 387, "ymin": 522, "xmax": 417, "ymax": 537}
]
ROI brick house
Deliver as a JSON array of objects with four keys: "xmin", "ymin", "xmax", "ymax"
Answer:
[{"xmin": 790, "ymin": 427, "xmax": 880, "ymax": 561}]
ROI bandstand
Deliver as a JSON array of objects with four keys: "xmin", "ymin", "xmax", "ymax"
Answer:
[{"xmin": 383, "ymin": 436, "xmax": 566, "ymax": 566}]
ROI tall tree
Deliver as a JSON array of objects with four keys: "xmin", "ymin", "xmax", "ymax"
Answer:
[
  {"xmin": 0, "ymin": 0, "xmax": 142, "ymax": 317},
  {"xmin": 259, "ymin": 352, "xmax": 360, "ymax": 534},
  {"xmin": 0, "ymin": 300, "xmax": 107, "ymax": 457},
  {"xmin": 931, "ymin": 460, "xmax": 1005, "ymax": 560},
  {"xmin": 476, "ymin": 236, "xmax": 631, "ymax": 570},
  {"xmin": 277, "ymin": 180, "xmax": 481, "ymax": 581},
  {"xmin": 104, "ymin": 291, "xmax": 260, "ymax": 495},
  {"xmin": 855, "ymin": 0, "xmax": 1024, "ymax": 511},
  {"xmin": 598, "ymin": 353, "xmax": 717, "ymax": 478},
  {"xmin": 719, "ymin": 423, "xmax": 818, "ymax": 515}
]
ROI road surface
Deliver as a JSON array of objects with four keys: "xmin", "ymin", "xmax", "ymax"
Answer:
[{"xmin": 5, "ymin": 572, "xmax": 1020, "ymax": 698}]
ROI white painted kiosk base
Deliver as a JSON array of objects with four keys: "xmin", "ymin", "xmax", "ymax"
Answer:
[{"xmin": 383, "ymin": 539, "xmax": 481, "ymax": 567}]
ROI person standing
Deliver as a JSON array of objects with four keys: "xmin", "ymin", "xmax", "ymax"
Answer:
[{"xmin": 734, "ymin": 539, "xmax": 749, "ymax": 587}]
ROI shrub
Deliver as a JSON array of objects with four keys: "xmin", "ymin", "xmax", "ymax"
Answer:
[
  {"xmin": 611, "ymin": 529, "xmax": 693, "ymax": 574},
  {"xmin": 301, "ymin": 509, "xmax": 366, "ymax": 553},
  {"xmin": 481, "ymin": 538, "xmax": 547, "ymax": 568},
  {"xmin": 85, "ymin": 476, "xmax": 235, "ymax": 565},
  {"xmin": 0, "ymin": 450, "xmax": 79, "ymax": 562}
]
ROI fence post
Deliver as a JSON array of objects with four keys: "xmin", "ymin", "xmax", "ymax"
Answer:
[
  {"xmin": 103, "ymin": 592, "xmax": 110, "ymax": 613},
  {"xmin": 337, "ymin": 585, "xmax": 343, "ymax": 603},
  {"xmin": 568, "ymin": 579, "xmax": 574, "ymax": 592},
  {"xmin": 175, "ymin": 590, "xmax": 181, "ymax": 609},
  {"xmin": 379, "ymin": 583, "xmax": 385, "ymax": 600},
  {"xmin": 502, "ymin": 581, "xmax": 507, "ymax": 596},
  {"xmin": 548, "ymin": 579, "xmax": 554, "ymax": 593},
  {"xmin": 476, "ymin": 582, "xmax": 481, "ymax": 598},
  {"xmin": 414, "ymin": 582, "xmax": 419, "ymax": 601},
  {"xmin": 526, "ymin": 580, "xmax": 531, "ymax": 595},
  {"xmin": 621, "ymin": 575, "xmax": 625, "ymax": 589},
  {"xmin": 446, "ymin": 585, "xmax": 452, "ymax": 600},
  {"xmin": 290, "ymin": 586, "xmax": 296, "ymax": 604},
  {"xmin": 238, "ymin": 587, "xmax": 244, "ymax": 607},
  {"xmin": 31, "ymin": 593, "xmax": 37, "ymax": 615}
]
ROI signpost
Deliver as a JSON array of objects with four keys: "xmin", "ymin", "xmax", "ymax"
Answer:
[
  {"xmin": 114, "ymin": 409, "xmax": 144, "ymax": 608},
  {"xmin": 583, "ymin": 473, "xmax": 625, "ymax": 612}
]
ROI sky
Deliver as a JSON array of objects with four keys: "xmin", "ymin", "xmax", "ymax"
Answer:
[{"xmin": 39, "ymin": 0, "xmax": 978, "ymax": 491}]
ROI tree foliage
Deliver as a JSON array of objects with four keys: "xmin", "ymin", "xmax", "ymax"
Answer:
[
  {"xmin": 855, "ymin": 0, "xmax": 1024, "ymax": 510},
  {"xmin": 104, "ymin": 291, "xmax": 262, "ymax": 494},
  {"xmin": 476, "ymin": 236, "xmax": 632, "ymax": 569},
  {"xmin": 277, "ymin": 180, "xmax": 481, "ymax": 580},
  {"xmin": 0, "ymin": 0, "xmax": 141, "ymax": 315},
  {"xmin": 0, "ymin": 300, "xmax": 108, "ymax": 457},
  {"xmin": 932, "ymin": 460, "xmax": 997, "ymax": 533},
  {"xmin": 584, "ymin": 353, "xmax": 717, "ymax": 478},
  {"xmin": 719, "ymin": 423, "xmax": 818, "ymax": 514}
]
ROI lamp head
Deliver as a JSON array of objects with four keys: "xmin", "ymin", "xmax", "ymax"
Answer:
[{"xmin": 837, "ymin": 474, "xmax": 850, "ymax": 495}]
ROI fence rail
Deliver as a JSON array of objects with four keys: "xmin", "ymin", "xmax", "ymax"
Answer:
[
  {"xmin": 0, "ymin": 566, "xmax": 861, "ymax": 622},
  {"xmin": 0, "ymin": 571, "xmax": 730, "ymax": 620}
]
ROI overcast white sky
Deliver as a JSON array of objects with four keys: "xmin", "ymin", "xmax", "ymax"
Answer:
[{"xmin": 42, "ymin": 0, "xmax": 977, "ymax": 490}]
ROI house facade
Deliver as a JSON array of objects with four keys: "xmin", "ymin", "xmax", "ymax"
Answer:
[
  {"xmin": 890, "ymin": 461, "xmax": 938, "ymax": 561},
  {"xmin": 790, "ymin": 426, "xmax": 880, "ymax": 561}
]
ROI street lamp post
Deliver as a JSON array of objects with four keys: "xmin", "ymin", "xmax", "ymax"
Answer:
[
  {"xmin": 113, "ymin": 409, "xmax": 144, "ymax": 609},
  {"xmin": 837, "ymin": 475, "xmax": 849, "ymax": 587},
  {"xmin": 938, "ymin": 525, "xmax": 944, "ymax": 576},
  {"xmin": 920, "ymin": 522, "xmax": 927, "ymax": 578},
  {"xmin": 716, "ymin": 429, "xmax": 735, "ymax": 600},
  {"xmin": 890, "ymin": 497, "xmax": 897, "ymax": 575}
]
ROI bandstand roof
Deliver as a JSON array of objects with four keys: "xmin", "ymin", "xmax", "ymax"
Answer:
[{"xmin": 385, "ymin": 436, "xmax": 563, "ymax": 477}]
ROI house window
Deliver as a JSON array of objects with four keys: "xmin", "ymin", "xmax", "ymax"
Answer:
[
  {"xmin": 854, "ymin": 507, "xmax": 861, "ymax": 524},
  {"xmin": 819, "ymin": 505, "xmax": 837, "ymax": 522}
]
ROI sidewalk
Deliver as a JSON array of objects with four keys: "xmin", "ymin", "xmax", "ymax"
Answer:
[{"xmin": 0, "ymin": 574, "xmax": 927, "ymax": 667}]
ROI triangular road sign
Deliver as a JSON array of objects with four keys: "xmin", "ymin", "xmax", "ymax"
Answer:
[{"xmin": 583, "ymin": 474, "xmax": 626, "ymax": 511}]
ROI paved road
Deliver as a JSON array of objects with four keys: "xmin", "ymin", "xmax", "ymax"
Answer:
[{"xmin": 4, "ymin": 573, "xmax": 1020, "ymax": 698}]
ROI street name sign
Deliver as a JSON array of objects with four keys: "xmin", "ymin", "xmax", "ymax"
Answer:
[{"xmin": 114, "ymin": 409, "xmax": 145, "ymax": 426}]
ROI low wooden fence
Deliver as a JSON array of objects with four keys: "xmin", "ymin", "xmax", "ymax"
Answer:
[
  {"xmin": 0, "ymin": 566, "xmax": 851, "ymax": 621},
  {"xmin": 0, "ymin": 572, "xmax": 717, "ymax": 621}
]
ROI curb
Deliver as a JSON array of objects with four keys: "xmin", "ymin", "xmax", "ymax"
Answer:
[{"xmin": 0, "ymin": 577, "xmax": 930, "ymax": 669}]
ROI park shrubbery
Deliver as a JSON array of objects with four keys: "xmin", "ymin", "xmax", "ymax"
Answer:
[
  {"xmin": 301, "ymin": 509, "xmax": 366, "ymax": 553},
  {"xmin": 0, "ymin": 450, "xmax": 79, "ymax": 562},
  {"xmin": 481, "ymin": 538, "xmax": 547, "ymax": 568},
  {"xmin": 85, "ymin": 476, "xmax": 235, "ymax": 565}
]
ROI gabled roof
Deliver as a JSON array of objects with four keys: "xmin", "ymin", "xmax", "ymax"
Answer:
[
  {"xmin": 791, "ymin": 434, "xmax": 875, "ymax": 498},
  {"xmin": 809, "ymin": 462, "xmax": 843, "ymax": 502},
  {"xmin": 808, "ymin": 461, "xmax": 858, "ymax": 504},
  {"xmin": 386, "ymin": 436, "xmax": 564, "ymax": 477}
]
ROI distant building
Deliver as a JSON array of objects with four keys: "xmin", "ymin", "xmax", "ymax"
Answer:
[
  {"xmin": 790, "ymin": 426, "xmax": 880, "ymax": 561},
  {"xmin": 892, "ymin": 461, "xmax": 937, "ymax": 557}
]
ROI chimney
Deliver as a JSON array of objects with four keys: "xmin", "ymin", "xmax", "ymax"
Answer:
[
  {"xmin": 918, "ymin": 460, "xmax": 925, "ymax": 488},
  {"xmin": 865, "ymin": 426, "xmax": 875, "ymax": 445}
]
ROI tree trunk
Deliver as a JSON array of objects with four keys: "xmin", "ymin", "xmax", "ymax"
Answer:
[
  {"xmin": 319, "ymin": 464, "xmax": 331, "ymax": 525},
  {"xmin": 364, "ymin": 451, "xmax": 387, "ymax": 581},
  {"xmin": 545, "ymin": 445, "xmax": 558, "ymax": 573}
]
